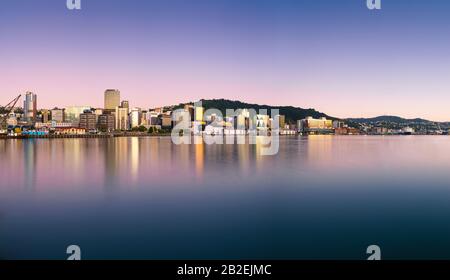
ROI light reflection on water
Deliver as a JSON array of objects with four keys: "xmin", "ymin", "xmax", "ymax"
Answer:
[{"xmin": 1, "ymin": 136, "xmax": 450, "ymax": 259}]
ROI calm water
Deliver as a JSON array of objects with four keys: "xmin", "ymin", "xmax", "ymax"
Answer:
[{"xmin": 1, "ymin": 136, "xmax": 450, "ymax": 260}]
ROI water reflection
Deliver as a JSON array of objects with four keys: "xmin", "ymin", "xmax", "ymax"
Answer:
[
  {"xmin": 1, "ymin": 136, "xmax": 450, "ymax": 259},
  {"xmin": 1, "ymin": 136, "xmax": 450, "ymax": 194},
  {"xmin": 194, "ymin": 138, "xmax": 204, "ymax": 179},
  {"xmin": 23, "ymin": 140, "xmax": 36, "ymax": 191}
]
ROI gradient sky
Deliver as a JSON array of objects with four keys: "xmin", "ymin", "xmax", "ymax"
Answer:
[{"xmin": 1, "ymin": 0, "xmax": 450, "ymax": 121}]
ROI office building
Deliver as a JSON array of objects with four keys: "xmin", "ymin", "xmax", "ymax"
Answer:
[
  {"xmin": 130, "ymin": 108, "xmax": 142, "ymax": 128},
  {"xmin": 79, "ymin": 111, "xmax": 97, "ymax": 132},
  {"xmin": 98, "ymin": 114, "xmax": 115, "ymax": 132},
  {"xmin": 161, "ymin": 114, "xmax": 172, "ymax": 128},
  {"xmin": 115, "ymin": 106, "xmax": 129, "ymax": 130},
  {"xmin": 298, "ymin": 117, "xmax": 333, "ymax": 134},
  {"xmin": 104, "ymin": 89, "xmax": 120, "ymax": 110},
  {"xmin": 23, "ymin": 91, "xmax": 37, "ymax": 123},
  {"xmin": 149, "ymin": 112, "xmax": 161, "ymax": 126}
]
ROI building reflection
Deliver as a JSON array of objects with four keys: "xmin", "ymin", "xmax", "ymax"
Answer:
[
  {"xmin": 104, "ymin": 138, "xmax": 118, "ymax": 191},
  {"xmin": 23, "ymin": 140, "xmax": 37, "ymax": 191},
  {"xmin": 130, "ymin": 137, "xmax": 140, "ymax": 184},
  {"xmin": 306, "ymin": 135, "xmax": 334, "ymax": 169},
  {"xmin": 194, "ymin": 137, "xmax": 204, "ymax": 179}
]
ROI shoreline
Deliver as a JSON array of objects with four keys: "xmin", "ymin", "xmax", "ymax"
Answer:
[{"xmin": 0, "ymin": 134, "xmax": 448, "ymax": 140}]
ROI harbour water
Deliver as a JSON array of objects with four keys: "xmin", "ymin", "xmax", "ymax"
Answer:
[{"xmin": 1, "ymin": 136, "xmax": 450, "ymax": 259}]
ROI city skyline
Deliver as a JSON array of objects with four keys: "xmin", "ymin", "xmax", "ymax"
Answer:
[
  {"xmin": 5, "ymin": 90, "xmax": 450, "ymax": 123},
  {"xmin": 1, "ymin": 0, "xmax": 450, "ymax": 121}
]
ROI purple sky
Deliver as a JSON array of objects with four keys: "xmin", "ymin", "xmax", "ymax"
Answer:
[{"xmin": 1, "ymin": 0, "xmax": 450, "ymax": 121}]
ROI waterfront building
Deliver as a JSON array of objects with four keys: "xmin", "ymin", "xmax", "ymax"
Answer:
[
  {"xmin": 130, "ymin": 108, "xmax": 142, "ymax": 128},
  {"xmin": 150, "ymin": 112, "xmax": 161, "ymax": 126},
  {"xmin": 298, "ymin": 117, "xmax": 334, "ymax": 134},
  {"xmin": 333, "ymin": 120, "xmax": 345, "ymax": 129},
  {"xmin": 402, "ymin": 127, "xmax": 415, "ymax": 135},
  {"xmin": 104, "ymin": 89, "xmax": 120, "ymax": 110},
  {"xmin": 115, "ymin": 106, "xmax": 129, "ymax": 130},
  {"xmin": 140, "ymin": 110, "xmax": 148, "ymax": 125},
  {"xmin": 79, "ymin": 111, "xmax": 97, "ymax": 132},
  {"xmin": 23, "ymin": 91, "xmax": 37, "ymax": 123},
  {"xmin": 51, "ymin": 122, "xmax": 76, "ymax": 128},
  {"xmin": 51, "ymin": 108, "xmax": 65, "ymax": 123},
  {"xmin": 161, "ymin": 114, "xmax": 172, "ymax": 128},
  {"xmin": 98, "ymin": 114, "xmax": 115, "ymax": 132},
  {"xmin": 54, "ymin": 127, "xmax": 86, "ymax": 135},
  {"xmin": 6, "ymin": 113, "xmax": 18, "ymax": 126},
  {"xmin": 371, "ymin": 127, "xmax": 389, "ymax": 135},
  {"xmin": 35, "ymin": 122, "xmax": 52, "ymax": 129}
]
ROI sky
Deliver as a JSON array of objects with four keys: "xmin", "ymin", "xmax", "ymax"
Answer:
[{"xmin": 1, "ymin": 0, "xmax": 450, "ymax": 121}]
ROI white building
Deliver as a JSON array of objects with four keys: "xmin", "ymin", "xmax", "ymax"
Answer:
[
  {"xmin": 23, "ymin": 91, "xmax": 37, "ymax": 123},
  {"xmin": 115, "ymin": 107, "xmax": 129, "ymax": 130},
  {"xmin": 130, "ymin": 108, "xmax": 142, "ymax": 128}
]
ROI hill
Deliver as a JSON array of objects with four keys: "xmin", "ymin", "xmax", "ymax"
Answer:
[
  {"xmin": 172, "ymin": 99, "xmax": 336, "ymax": 124},
  {"xmin": 346, "ymin": 115, "xmax": 433, "ymax": 124}
]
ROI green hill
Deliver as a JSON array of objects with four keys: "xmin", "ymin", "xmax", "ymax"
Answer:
[{"xmin": 173, "ymin": 99, "xmax": 336, "ymax": 124}]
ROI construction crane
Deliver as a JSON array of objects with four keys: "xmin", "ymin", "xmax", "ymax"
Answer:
[{"xmin": 0, "ymin": 95, "xmax": 22, "ymax": 131}]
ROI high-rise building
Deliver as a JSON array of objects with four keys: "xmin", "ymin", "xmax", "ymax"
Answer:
[
  {"xmin": 104, "ymin": 89, "xmax": 120, "ymax": 110},
  {"xmin": 98, "ymin": 114, "xmax": 115, "ymax": 132},
  {"xmin": 130, "ymin": 108, "xmax": 142, "ymax": 128},
  {"xmin": 23, "ymin": 91, "xmax": 37, "ymax": 123},
  {"xmin": 115, "ymin": 106, "xmax": 129, "ymax": 130},
  {"xmin": 51, "ymin": 108, "xmax": 65, "ymax": 123},
  {"xmin": 79, "ymin": 111, "xmax": 97, "ymax": 132},
  {"xmin": 140, "ymin": 110, "xmax": 149, "ymax": 125}
]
